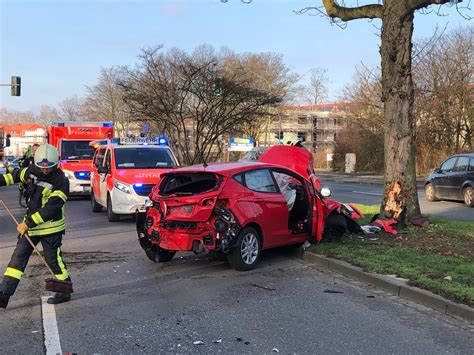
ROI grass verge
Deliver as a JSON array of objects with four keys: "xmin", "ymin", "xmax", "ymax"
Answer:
[{"xmin": 310, "ymin": 204, "xmax": 474, "ymax": 306}]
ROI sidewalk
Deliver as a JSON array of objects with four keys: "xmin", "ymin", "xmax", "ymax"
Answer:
[{"xmin": 316, "ymin": 171, "xmax": 426, "ymax": 187}]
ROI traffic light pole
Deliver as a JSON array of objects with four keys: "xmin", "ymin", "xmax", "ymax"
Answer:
[{"xmin": 1, "ymin": 76, "xmax": 21, "ymax": 96}]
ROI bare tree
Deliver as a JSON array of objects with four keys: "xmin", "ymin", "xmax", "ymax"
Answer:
[
  {"xmin": 38, "ymin": 105, "xmax": 61, "ymax": 126},
  {"xmin": 300, "ymin": 0, "xmax": 471, "ymax": 223},
  {"xmin": 85, "ymin": 67, "xmax": 133, "ymax": 136},
  {"xmin": 58, "ymin": 95, "xmax": 88, "ymax": 121},
  {"xmin": 0, "ymin": 107, "xmax": 35, "ymax": 124},
  {"xmin": 414, "ymin": 25, "xmax": 473, "ymax": 173},
  {"xmin": 119, "ymin": 45, "xmax": 282, "ymax": 165},
  {"xmin": 307, "ymin": 67, "xmax": 329, "ymax": 105},
  {"xmin": 221, "ymin": 49, "xmax": 300, "ymax": 143}
]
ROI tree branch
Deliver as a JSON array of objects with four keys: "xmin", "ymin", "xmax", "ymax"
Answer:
[{"xmin": 321, "ymin": 0, "xmax": 383, "ymax": 21}]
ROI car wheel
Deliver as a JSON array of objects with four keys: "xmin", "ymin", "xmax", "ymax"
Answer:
[
  {"xmin": 425, "ymin": 183, "xmax": 438, "ymax": 202},
  {"xmin": 143, "ymin": 244, "xmax": 176, "ymax": 262},
  {"xmin": 107, "ymin": 194, "xmax": 120, "ymax": 222},
  {"xmin": 323, "ymin": 214, "xmax": 347, "ymax": 242},
  {"xmin": 227, "ymin": 226, "xmax": 261, "ymax": 271},
  {"xmin": 463, "ymin": 187, "xmax": 474, "ymax": 207},
  {"xmin": 158, "ymin": 249, "xmax": 176, "ymax": 262},
  {"xmin": 90, "ymin": 190, "xmax": 102, "ymax": 212}
]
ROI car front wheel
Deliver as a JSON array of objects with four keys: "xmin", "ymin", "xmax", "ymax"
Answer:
[
  {"xmin": 227, "ymin": 226, "xmax": 261, "ymax": 271},
  {"xmin": 107, "ymin": 194, "xmax": 120, "ymax": 222},
  {"xmin": 425, "ymin": 183, "xmax": 438, "ymax": 202},
  {"xmin": 463, "ymin": 187, "xmax": 474, "ymax": 207},
  {"xmin": 91, "ymin": 190, "xmax": 102, "ymax": 212}
]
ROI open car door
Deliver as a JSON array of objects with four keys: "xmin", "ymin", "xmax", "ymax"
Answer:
[{"xmin": 259, "ymin": 146, "xmax": 324, "ymax": 242}]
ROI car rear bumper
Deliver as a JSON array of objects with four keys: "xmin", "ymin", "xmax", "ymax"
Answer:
[{"xmin": 157, "ymin": 226, "xmax": 218, "ymax": 251}]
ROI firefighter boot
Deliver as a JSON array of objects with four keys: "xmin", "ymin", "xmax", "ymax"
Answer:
[
  {"xmin": 47, "ymin": 293, "xmax": 71, "ymax": 305},
  {"xmin": 0, "ymin": 291, "xmax": 10, "ymax": 309}
]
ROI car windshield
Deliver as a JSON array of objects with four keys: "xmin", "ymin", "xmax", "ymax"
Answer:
[
  {"xmin": 115, "ymin": 148, "xmax": 176, "ymax": 169},
  {"xmin": 61, "ymin": 140, "xmax": 99, "ymax": 160}
]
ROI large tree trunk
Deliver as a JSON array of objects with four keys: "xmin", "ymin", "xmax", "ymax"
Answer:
[{"xmin": 380, "ymin": 6, "xmax": 421, "ymax": 223}]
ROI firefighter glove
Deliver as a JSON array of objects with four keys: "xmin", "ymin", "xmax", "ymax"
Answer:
[{"xmin": 17, "ymin": 222, "xmax": 29, "ymax": 236}]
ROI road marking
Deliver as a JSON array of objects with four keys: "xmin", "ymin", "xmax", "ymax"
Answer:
[
  {"xmin": 41, "ymin": 296, "xmax": 62, "ymax": 355},
  {"xmin": 351, "ymin": 191, "xmax": 382, "ymax": 196}
]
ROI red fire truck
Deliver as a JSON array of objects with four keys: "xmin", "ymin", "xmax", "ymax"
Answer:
[{"xmin": 48, "ymin": 122, "xmax": 114, "ymax": 195}]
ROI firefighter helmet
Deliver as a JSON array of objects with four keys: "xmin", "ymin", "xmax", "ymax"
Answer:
[{"xmin": 34, "ymin": 144, "xmax": 60, "ymax": 168}]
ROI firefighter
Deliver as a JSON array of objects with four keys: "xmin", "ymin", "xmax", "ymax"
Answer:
[
  {"xmin": 19, "ymin": 143, "xmax": 40, "ymax": 168},
  {"xmin": 0, "ymin": 144, "xmax": 72, "ymax": 309}
]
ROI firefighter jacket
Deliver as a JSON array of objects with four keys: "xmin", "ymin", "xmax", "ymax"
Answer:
[{"xmin": 1, "ymin": 166, "xmax": 69, "ymax": 236}]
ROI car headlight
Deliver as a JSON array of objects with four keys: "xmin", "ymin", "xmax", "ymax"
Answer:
[
  {"xmin": 114, "ymin": 180, "xmax": 132, "ymax": 194},
  {"xmin": 63, "ymin": 170, "xmax": 75, "ymax": 180}
]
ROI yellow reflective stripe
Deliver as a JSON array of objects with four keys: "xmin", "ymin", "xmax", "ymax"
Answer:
[
  {"xmin": 30, "ymin": 218, "xmax": 65, "ymax": 230},
  {"xmin": 41, "ymin": 188, "xmax": 51, "ymax": 207},
  {"xmin": 3, "ymin": 173, "xmax": 14, "ymax": 186},
  {"xmin": 20, "ymin": 168, "xmax": 28, "ymax": 182},
  {"xmin": 28, "ymin": 225, "xmax": 65, "ymax": 236},
  {"xmin": 31, "ymin": 214, "xmax": 40, "ymax": 225},
  {"xmin": 31, "ymin": 212, "xmax": 45, "ymax": 225},
  {"xmin": 55, "ymin": 248, "xmax": 69, "ymax": 281},
  {"xmin": 4, "ymin": 267, "xmax": 24, "ymax": 280},
  {"xmin": 50, "ymin": 190, "xmax": 67, "ymax": 202}
]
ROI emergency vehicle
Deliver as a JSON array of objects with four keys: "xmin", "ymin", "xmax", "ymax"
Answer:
[
  {"xmin": 90, "ymin": 137, "xmax": 179, "ymax": 222},
  {"xmin": 47, "ymin": 122, "xmax": 114, "ymax": 195}
]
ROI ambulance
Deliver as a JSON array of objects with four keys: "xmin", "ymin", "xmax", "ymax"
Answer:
[
  {"xmin": 90, "ymin": 137, "xmax": 179, "ymax": 222},
  {"xmin": 48, "ymin": 122, "xmax": 114, "ymax": 195}
]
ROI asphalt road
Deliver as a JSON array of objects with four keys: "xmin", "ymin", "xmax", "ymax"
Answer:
[
  {"xmin": 0, "ymin": 185, "xmax": 473, "ymax": 353},
  {"xmin": 319, "ymin": 180, "xmax": 474, "ymax": 222}
]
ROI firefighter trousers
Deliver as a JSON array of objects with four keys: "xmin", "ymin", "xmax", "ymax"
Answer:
[{"xmin": 0, "ymin": 232, "xmax": 71, "ymax": 296}]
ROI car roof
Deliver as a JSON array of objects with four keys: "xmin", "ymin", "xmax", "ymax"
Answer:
[
  {"xmin": 451, "ymin": 153, "xmax": 474, "ymax": 158},
  {"xmin": 165, "ymin": 161, "xmax": 304, "ymax": 178},
  {"xmin": 100, "ymin": 144, "xmax": 171, "ymax": 150}
]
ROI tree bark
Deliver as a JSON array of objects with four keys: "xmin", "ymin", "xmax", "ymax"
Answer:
[{"xmin": 380, "ymin": 5, "xmax": 421, "ymax": 222}]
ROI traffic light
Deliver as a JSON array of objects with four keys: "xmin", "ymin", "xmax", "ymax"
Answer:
[
  {"xmin": 6, "ymin": 134, "xmax": 11, "ymax": 147},
  {"xmin": 11, "ymin": 76, "xmax": 21, "ymax": 96},
  {"xmin": 213, "ymin": 78, "xmax": 223, "ymax": 95}
]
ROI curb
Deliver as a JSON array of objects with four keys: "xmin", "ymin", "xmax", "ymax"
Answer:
[
  {"xmin": 317, "ymin": 177, "xmax": 425, "ymax": 188},
  {"xmin": 303, "ymin": 251, "xmax": 473, "ymax": 324}
]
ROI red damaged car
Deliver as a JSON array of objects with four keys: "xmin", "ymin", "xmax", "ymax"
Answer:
[{"xmin": 136, "ymin": 145, "xmax": 362, "ymax": 270}]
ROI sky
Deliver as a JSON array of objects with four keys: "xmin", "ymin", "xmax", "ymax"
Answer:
[{"xmin": 0, "ymin": 0, "xmax": 469, "ymax": 113}]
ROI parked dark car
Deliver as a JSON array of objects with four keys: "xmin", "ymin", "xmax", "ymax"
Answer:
[{"xmin": 424, "ymin": 153, "xmax": 474, "ymax": 207}]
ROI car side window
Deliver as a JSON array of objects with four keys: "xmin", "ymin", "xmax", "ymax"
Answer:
[
  {"xmin": 453, "ymin": 157, "xmax": 469, "ymax": 172},
  {"xmin": 244, "ymin": 169, "xmax": 277, "ymax": 193},
  {"xmin": 469, "ymin": 158, "xmax": 474, "ymax": 172},
  {"xmin": 440, "ymin": 157, "xmax": 457, "ymax": 173},
  {"xmin": 104, "ymin": 149, "xmax": 111, "ymax": 169},
  {"xmin": 233, "ymin": 173, "xmax": 243, "ymax": 185},
  {"xmin": 94, "ymin": 148, "xmax": 106, "ymax": 168}
]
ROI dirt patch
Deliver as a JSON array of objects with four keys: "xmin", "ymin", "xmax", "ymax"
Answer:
[{"xmin": 61, "ymin": 251, "xmax": 125, "ymax": 265}]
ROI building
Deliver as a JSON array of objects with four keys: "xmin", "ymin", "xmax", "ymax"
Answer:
[
  {"xmin": 260, "ymin": 102, "xmax": 351, "ymax": 150},
  {"xmin": 0, "ymin": 124, "xmax": 47, "ymax": 157}
]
